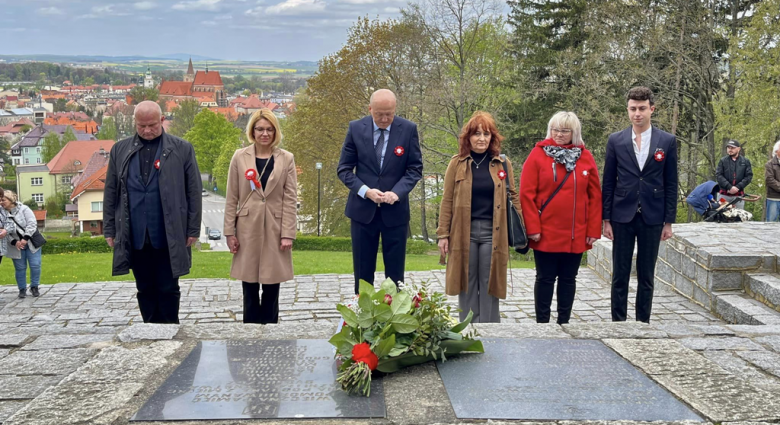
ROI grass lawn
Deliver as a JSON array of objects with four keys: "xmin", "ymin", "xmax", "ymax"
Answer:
[{"xmin": 0, "ymin": 251, "xmax": 534, "ymax": 285}]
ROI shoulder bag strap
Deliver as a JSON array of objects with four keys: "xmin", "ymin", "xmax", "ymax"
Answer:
[{"xmin": 538, "ymin": 170, "xmax": 571, "ymax": 215}]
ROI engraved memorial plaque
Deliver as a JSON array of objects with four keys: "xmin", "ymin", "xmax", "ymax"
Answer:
[
  {"xmin": 436, "ymin": 338, "xmax": 703, "ymax": 421},
  {"xmin": 132, "ymin": 340, "xmax": 385, "ymax": 421}
]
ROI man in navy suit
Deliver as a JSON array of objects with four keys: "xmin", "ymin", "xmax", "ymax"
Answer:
[
  {"xmin": 337, "ymin": 89, "xmax": 423, "ymax": 294},
  {"xmin": 602, "ymin": 87, "xmax": 678, "ymax": 323}
]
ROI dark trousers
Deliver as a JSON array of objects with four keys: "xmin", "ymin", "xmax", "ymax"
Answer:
[
  {"xmin": 242, "ymin": 281, "xmax": 280, "ymax": 324},
  {"xmin": 533, "ymin": 250, "xmax": 582, "ymax": 324},
  {"xmin": 611, "ymin": 212, "xmax": 663, "ymax": 323},
  {"xmin": 131, "ymin": 243, "xmax": 180, "ymax": 324},
  {"xmin": 350, "ymin": 207, "xmax": 407, "ymax": 294}
]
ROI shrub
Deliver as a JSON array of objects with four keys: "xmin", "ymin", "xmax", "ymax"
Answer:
[
  {"xmin": 42, "ymin": 237, "xmax": 112, "ymax": 254},
  {"xmin": 292, "ymin": 236, "xmax": 435, "ymax": 255},
  {"xmin": 79, "ymin": 232, "xmax": 92, "ymax": 237}
]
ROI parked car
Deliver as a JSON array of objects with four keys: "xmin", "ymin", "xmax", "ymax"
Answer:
[
  {"xmin": 201, "ymin": 188, "xmax": 209, "ymax": 197},
  {"xmin": 208, "ymin": 229, "xmax": 222, "ymax": 240}
]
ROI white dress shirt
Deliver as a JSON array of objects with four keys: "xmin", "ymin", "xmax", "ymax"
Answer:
[
  {"xmin": 358, "ymin": 121, "xmax": 392, "ymax": 199},
  {"xmin": 632, "ymin": 127, "xmax": 652, "ymax": 171}
]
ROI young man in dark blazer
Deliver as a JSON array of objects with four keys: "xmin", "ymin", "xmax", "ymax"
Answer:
[
  {"xmin": 337, "ymin": 89, "xmax": 423, "ymax": 294},
  {"xmin": 602, "ymin": 87, "xmax": 678, "ymax": 323}
]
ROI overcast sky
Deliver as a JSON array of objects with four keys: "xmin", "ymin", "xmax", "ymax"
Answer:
[{"xmin": 0, "ymin": 0, "xmax": 407, "ymax": 61}]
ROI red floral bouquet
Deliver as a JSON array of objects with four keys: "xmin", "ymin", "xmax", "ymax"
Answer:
[{"xmin": 330, "ymin": 279, "xmax": 483, "ymax": 396}]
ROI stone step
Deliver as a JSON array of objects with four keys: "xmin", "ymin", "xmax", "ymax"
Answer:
[
  {"xmin": 713, "ymin": 292, "xmax": 780, "ymax": 325},
  {"xmin": 746, "ymin": 273, "xmax": 780, "ymax": 313}
]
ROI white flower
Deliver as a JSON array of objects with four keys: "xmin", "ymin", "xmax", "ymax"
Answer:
[{"xmin": 372, "ymin": 300, "xmax": 380, "ymax": 306}]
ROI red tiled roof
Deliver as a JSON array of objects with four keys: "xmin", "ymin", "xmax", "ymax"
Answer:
[
  {"xmin": 159, "ymin": 81, "xmax": 193, "ymax": 97},
  {"xmin": 48, "ymin": 140, "xmax": 115, "ymax": 174},
  {"xmin": 33, "ymin": 210, "xmax": 47, "ymax": 221},
  {"xmin": 193, "ymin": 70, "xmax": 223, "ymax": 87},
  {"xmin": 71, "ymin": 149, "xmax": 110, "ymax": 187},
  {"xmin": 70, "ymin": 164, "xmax": 108, "ymax": 201},
  {"xmin": 209, "ymin": 107, "xmax": 238, "ymax": 121},
  {"xmin": 48, "ymin": 112, "xmax": 91, "ymax": 121}
]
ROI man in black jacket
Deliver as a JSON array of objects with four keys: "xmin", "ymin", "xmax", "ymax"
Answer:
[
  {"xmin": 716, "ymin": 139, "xmax": 753, "ymax": 209},
  {"xmin": 103, "ymin": 101, "xmax": 202, "ymax": 323}
]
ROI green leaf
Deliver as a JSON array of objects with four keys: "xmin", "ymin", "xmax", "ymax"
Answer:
[
  {"xmin": 328, "ymin": 332, "xmax": 345, "ymax": 348},
  {"xmin": 373, "ymin": 334, "xmax": 396, "ymax": 358},
  {"xmin": 449, "ymin": 310, "xmax": 474, "ymax": 334},
  {"xmin": 440, "ymin": 339, "xmax": 485, "ymax": 353},
  {"xmin": 443, "ymin": 331, "xmax": 463, "ymax": 340},
  {"xmin": 374, "ymin": 303, "xmax": 393, "ymax": 322},
  {"xmin": 358, "ymin": 292, "xmax": 374, "ymax": 314},
  {"xmin": 336, "ymin": 304, "xmax": 358, "ymax": 328},
  {"xmin": 358, "ymin": 310, "xmax": 374, "ymax": 328},
  {"xmin": 338, "ymin": 341, "xmax": 355, "ymax": 356},
  {"xmin": 387, "ymin": 346, "xmax": 408, "ymax": 357},
  {"xmin": 391, "ymin": 292, "xmax": 411, "ymax": 315},
  {"xmin": 358, "ymin": 280, "xmax": 375, "ymax": 297},
  {"xmin": 391, "ymin": 314, "xmax": 419, "ymax": 334},
  {"xmin": 380, "ymin": 278, "xmax": 398, "ymax": 295}
]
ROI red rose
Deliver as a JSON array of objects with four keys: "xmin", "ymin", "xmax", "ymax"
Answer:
[
  {"xmin": 352, "ymin": 342, "xmax": 378, "ymax": 370},
  {"xmin": 412, "ymin": 294, "xmax": 422, "ymax": 308},
  {"xmin": 384, "ymin": 294, "xmax": 393, "ymax": 305}
]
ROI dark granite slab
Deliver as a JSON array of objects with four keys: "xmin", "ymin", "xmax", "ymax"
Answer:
[
  {"xmin": 436, "ymin": 338, "xmax": 703, "ymax": 421},
  {"xmin": 131, "ymin": 340, "xmax": 385, "ymax": 421}
]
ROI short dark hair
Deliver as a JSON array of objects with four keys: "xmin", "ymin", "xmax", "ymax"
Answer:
[{"xmin": 627, "ymin": 86, "xmax": 655, "ymax": 106}]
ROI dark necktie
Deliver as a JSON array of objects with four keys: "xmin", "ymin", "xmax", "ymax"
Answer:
[{"xmin": 375, "ymin": 128, "xmax": 386, "ymax": 167}]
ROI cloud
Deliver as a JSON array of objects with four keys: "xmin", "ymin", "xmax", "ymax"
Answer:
[
  {"xmin": 264, "ymin": 0, "xmax": 325, "ymax": 15},
  {"xmin": 382, "ymin": 7, "xmax": 400, "ymax": 13},
  {"xmin": 201, "ymin": 20, "xmax": 218, "ymax": 26},
  {"xmin": 37, "ymin": 7, "xmax": 64, "ymax": 15},
  {"xmin": 214, "ymin": 13, "xmax": 232, "ymax": 20},
  {"xmin": 172, "ymin": 0, "xmax": 222, "ymax": 11},
  {"xmin": 134, "ymin": 1, "xmax": 158, "ymax": 10},
  {"xmin": 80, "ymin": 5, "xmax": 130, "ymax": 19}
]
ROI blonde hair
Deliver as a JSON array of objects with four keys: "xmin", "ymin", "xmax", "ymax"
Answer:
[
  {"xmin": 3, "ymin": 189, "xmax": 18, "ymax": 205},
  {"xmin": 246, "ymin": 108, "xmax": 283, "ymax": 149},
  {"xmin": 546, "ymin": 111, "xmax": 585, "ymax": 147}
]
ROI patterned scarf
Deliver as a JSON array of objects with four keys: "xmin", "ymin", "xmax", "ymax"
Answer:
[{"xmin": 543, "ymin": 145, "xmax": 582, "ymax": 172}]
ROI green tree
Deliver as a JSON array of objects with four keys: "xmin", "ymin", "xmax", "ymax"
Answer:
[
  {"xmin": 42, "ymin": 132, "xmax": 63, "ymax": 163},
  {"xmin": 23, "ymin": 199, "xmax": 39, "ymax": 210},
  {"xmin": 96, "ymin": 117, "xmax": 118, "ymax": 141},
  {"xmin": 54, "ymin": 98, "xmax": 68, "ymax": 112},
  {"xmin": 184, "ymin": 108, "xmax": 242, "ymax": 177},
  {"xmin": 168, "ymin": 100, "xmax": 200, "ymax": 137},
  {"xmin": 127, "ymin": 86, "xmax": 159, "ymax": 104},
  {"xmin": 61, "ymin": 127, "xmax": 77, "ymax": 145},
  {"xmin": 213, "ymin": 135, "xmax": 243, "ymax": 194},
  {"xmin": 83, "ymin": 76, "xmax": 95, "ymax": 86}
]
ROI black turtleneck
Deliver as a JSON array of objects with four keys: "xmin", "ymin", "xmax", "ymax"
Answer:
[
  {"xmin": 139, "ymin": 134, "xmax": 162, "ymax": 185},
  {"xmin": 470, "ymin": 150, "xmax": 494, "ymax": 221}
]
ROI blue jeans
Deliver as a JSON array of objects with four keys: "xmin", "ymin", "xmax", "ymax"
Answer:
[
  {"xmin": 767, "ymin": 200, "xmax": 780, "ymax": 222},
  {"xmin": 13, "ymin": 248, "xmax": 41, "ymax": 290}
]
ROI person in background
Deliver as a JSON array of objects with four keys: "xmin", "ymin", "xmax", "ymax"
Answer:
[
  {"xmin": 765, "ymin": 140, "xmax": 780, "ymax": 222},
  {"xmin": 520, "ymin": 111, "xmax": 602, "ymax": 324},
  {"xmin": 437, "ymin": 111, "xmax": 519, "ymax": 323},
  {"xmin": 1, "ymin": 190, "xmax": 42, "ymax": 299},
  {"xmin": 716, "ymin": 139, "xmax": 753, "ymax": 209},
  {"xmin": 224, "ymin": 108, "xmax": 298, "ymax": 324}
]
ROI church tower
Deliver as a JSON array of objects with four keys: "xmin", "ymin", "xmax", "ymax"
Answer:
[
  {"xmin": 143, "ymin": 66, "xmax": 154, "ymax": 88},
  {"xmin": 184, "ymin": 57, "xmax": 195, "ymax": 83}
]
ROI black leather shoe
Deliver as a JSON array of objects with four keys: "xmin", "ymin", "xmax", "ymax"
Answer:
[
  {"xmin": 18, "ymin": 289, "xmax": 26, "ymax": 299},
  {"xmin": 31, "ymin": 287, "xmax": 40, "ymax": 297}
]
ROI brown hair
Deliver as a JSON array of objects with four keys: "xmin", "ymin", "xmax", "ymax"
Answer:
[
  {"xmin": 0, "ymin": 187, "xmax": 4, "ymax": 200},
  {"xmin": 627, "ymin": 86, "xmax": 655, "ymax": 106},
  {"xmin": 458, "ymin": 111, "xmax": 503, "ymax": 158}
]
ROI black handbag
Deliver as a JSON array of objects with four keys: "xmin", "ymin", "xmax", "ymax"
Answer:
[
  {"xmin": 501, "ymin": 156, "xmax": 529, "ymax": 254},
  {"xmin": 10, "ymin": 215, "xmax": 47, "ymax": 249}
]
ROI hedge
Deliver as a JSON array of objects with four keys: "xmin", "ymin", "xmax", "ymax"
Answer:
[{"xmin": 41, "ymin": 235, "xmax": 436, "ymax": 255}]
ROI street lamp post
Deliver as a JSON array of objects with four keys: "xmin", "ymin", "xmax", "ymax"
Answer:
[{"xmin": 315, "ymin": 162, "xmax": 322, "ymax": 236}]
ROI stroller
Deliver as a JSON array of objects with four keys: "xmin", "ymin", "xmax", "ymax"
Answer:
[{"xmin": 686, "ymin": 181, "xmax": 761, "ymax": 222}]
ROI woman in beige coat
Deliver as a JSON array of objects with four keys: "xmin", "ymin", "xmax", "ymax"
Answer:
[
  {"xmin": 437, "ymin": 111, "xmax": 520, "ymax": 323},
  {"xmin": 224, "ymin": 108, "xmax": 298, "ymax": 324}
]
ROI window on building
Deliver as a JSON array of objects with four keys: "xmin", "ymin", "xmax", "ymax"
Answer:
[
  {"xmin": 36, "ymin": 158, "xmax": 41, "ymax": 164},
  {"xmin": 24, "ymin": 147, "xmax": 29, "ymax": 154},
  {"xmin": 31, "ymin": 177, "xmax": 43, "ymax": 186},
  {"xmin": 32, "ymin": 193, "xmax": 44, "ymax": 203},
  {"xmin": 36, "ymin": 147, "xmax": 41, "ymax": 153},
  {"xmin": 91, "ymin": 201, "xmax": 103, "ymax": 212},
  {"xmin": 24, "ymin": 158, "xmax": 29, "ymax": 164},
  {"xmin": 14, "ymin": 158, "xmax": 21, "ymax": 165},
  {"xmin": 61, "ymin": 175, "xmax": 72, "ymax": 184},
  {"xmin": 90, "ymin": 221, "xmax": 98, "ymax": 228}
]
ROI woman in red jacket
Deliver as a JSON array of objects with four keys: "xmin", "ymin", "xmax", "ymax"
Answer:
[{"xmin": 520, "ymin": 111, "xmax": 602, "ymax": 324}]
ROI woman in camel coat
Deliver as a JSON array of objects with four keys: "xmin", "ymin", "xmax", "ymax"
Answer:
[
  {"xmin": 224, "ymin": 108, "xmax": 298, "ymax": 324},
  {"xmin": 437, "ymin": 111, "xmax": 520, "ymax": 323}
]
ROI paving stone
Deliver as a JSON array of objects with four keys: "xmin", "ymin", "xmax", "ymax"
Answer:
[
  {"xmin": 0, "ymin": 348, "xmax": 96, "ymax": 376},
  {"xmin": 603, "ymin": 339, "xmax": 729, "ymax": 376},
  {"xmin": 736, "ymin": 350, "xmax": 780, "ymax": 379},
  {"xmin": 679, "ymin": 337, "xmax": 766, "ymax": 351},
  {"xmin": 0, "ymin": 401, "xmax": 28, "ymax": 423},
  {"xmin": 0, "ymin": 349, "xmax": 8, "ymax": 360},
  {"xmin": 3, "ymin": 342, "xmax": 181, "ymax": 425},
  {"xmin": 563, "ymin": 323, "xmax": 668, "ymax": 339},
  {"xmin": 702, "ymin": 350, "xmax": 780, "ymax": 393},
  {"xmin": 0, "ymin": 335, "xmax": 29, "ymax": 348},
  {"xmin": 755, "ymin": 335, "xmax": 780, "ymax": 352},
  {"xmin": 21, "ymin": 334, "xmax": 115, "ymax": 350},
  {"xmin": 0, "ymin": 376, "xmax": 63, "ymax": 400},
  {"xmin": 471, "ymin": 323, "xmax": 571, "ymax": 339},
  {"xmin": 117, "ymin": 324, "xmax": 180, "ymax": 342}
]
